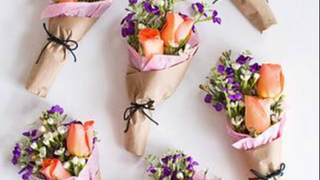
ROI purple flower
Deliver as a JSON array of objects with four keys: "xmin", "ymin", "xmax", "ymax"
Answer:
[
  {"xmin": 236, "ymin": 55, "xmax": 253, "ymax": 65},
  {"xmin": 212, "ymin": 10, "xmax": 222, "ymax": 25},
  {"xmin": 12, "ymin": 144, "xmax": 21, "ymax": 165},
  {"xmin": 187, "ymin": 164, "xmax": 194, "ymax": 171},
  {"xmin": 204, "ymin": 94, "xmax": 212, "ymax": 104},
  {"xmin": 48, "ymin": 105, "xmax": 64, "ymax": 115},
  {"xmin": 250, "ymin": 63, "xmax": 262, "ymax": 73},
  {"xmin": 213, "ymin": 103, "xmax": 224, "ymax": 112},
  {"xmin": 143, "ymin": 2, "xmax": 160, "ymax": 15},
  {"xmin": 147, "ymin": 166, "xmax": 157, "ymax": 174},
  {"xmin": 161, "ymin": 166, "xmax": 171, "ymax": 177},
  {"xmin": 25, "ymin": 147, "xmax": 34, "ymax": 154},
  {"xmin": 161, "ymin": 155, "xmax": 172, "ymax": 164},
  {"xmin": 192, "ymin": 2, "xmax": 205, "ymax": 14},
  {"xmin": 23, "ymin": 130, "xmax": 37, "ymax": 137},
  {"xmin": 227, "ymin": 77, "xmax": 234, "ymax": 84},
  {"xmin": 129, "ymin": 0, "xmax": 138, "ymax": 5},
  {"xmin": 19, "ymin": 165, "xmax": 33, "ymax": 180},
  {"xmin": 122, "ymin": 21, "xmax": 136, "ymax": 38},
  {"xmin": 228, "ymin": 93, "xmax": 243, "ymax": 101},
  {"xmin": 121, "ymin": 13, "xmax": 135, "ymax": 25},
  {"xmin": 217, "ymin": 64, "xmax": 225, "ymax": 74},
  {"xmin": 226, "ymin": 67, "xmax": 235, "ymax": 76}
]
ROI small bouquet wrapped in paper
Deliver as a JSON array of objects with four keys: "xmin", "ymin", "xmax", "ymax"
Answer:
[
  {"xmin": 146, "ymin": 150, "xmax": 221, "ymax": 180},
  {"xmin": 200, "ymin": 51, "xmax": 286, "ymax": 179},
  {"xmin": 11, "ymin": 105, "xmax": 101, "ymax": 180},
  {"xmin": 121, "ymin": 0, "xmax": 222, "ymax": 156},
  {"xmin": 26, "ymin": 0, "xmax": 113, "ymax": 98},
  {"xmin": 232, "ymin": 0, "xmax": 277, "ymax": 32}
]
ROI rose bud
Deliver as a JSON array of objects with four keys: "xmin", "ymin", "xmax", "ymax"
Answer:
[
  {"xmin": 245, "ymin": 96, "xmax": 272, "ymax": 134},
  {"xmin": 257, "ymin": 64, "xmax": 285, "ymax": 98},
  {"xmin": 40, "ymin": 159, "xmax": 71, "ymax": 180},
  {"xmin": 67, "ymin": 121, "xmax": 94, "ymax": 157},
  {"xmin": 161, "ymin": 13, "xmax": 195, "ymax": 47},
  {"xmin": 138, "ymin": 28, "xmax": 164, "ymax": 58}
]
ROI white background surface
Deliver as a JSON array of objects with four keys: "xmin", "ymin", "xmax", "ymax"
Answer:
[{"xmin": 0, "ymin": 0, "xmax": 319, "ymax": 179}]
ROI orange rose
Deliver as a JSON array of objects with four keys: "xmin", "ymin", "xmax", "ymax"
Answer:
[
  {"xmin": 139, "ymin": 28, "xmax": 164, "ymax": 58},
  {"xmin": 245, "ymin": 96, "xmax": 272, "ymax": 134},
  {"xmin": 161, "ymin": 13, "xmax": 195, "ymax": 47},
  {"xmin": 257, "ymin": 64, "xmax": 285, "ymax": 98},
  {"xmin": 40, "ymin": 159, "xmax": 71, "ymax": 180},
  {"xmin": 67, "ymin": 121, "xmax": 94, "ymax": 157}
]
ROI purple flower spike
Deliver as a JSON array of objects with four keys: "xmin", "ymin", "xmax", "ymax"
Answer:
[
  {"xmin": 129, "ymin": 0, "xmax": 138, "ymax": 5},
  {"xmin": 48, "ymin": 105, "xmax": 64, "ymax": 115},
  {"xmin": 147, "ymin": 166, "xmax": 157, "ymax": 174},
  {"xmin": 12, "ymin": 144, "xmax": 21, "ymax": 165},
  {"xmin": 143, "ymin": 2, "xmax": 160, "ymax": 15},
  {"xmin": 236, "ymin": 55, "xmax": 253, "ymax": 65},
  {"xmin": 250, "ymin": 63, "xmax": 262, "ymax": 73},
  {"xmin": 228, "ymin": 93, "xmax": 243, "ymax": 101},
  {"xmin": 226, "ymin": 67, "xmax": 235, "ymax": 76},
  {"xmin": 121, "ymin": 13, "xmax": 135, "ymax": 25},
  {"xmin": 192, "ymin": 2, "xmax": 205, "ymax": 14},
  {"xmin": 122, "ymin": 21, "xmax": 136, "ymax": 38},
  {"xmin": 217, "ymin": 64, "xmax": 225, "ymax": 74},
  {"xmin": 162, "ymin": 166, "xmax": 171, "ymax": 177},
  {"xmin": 204, "ymin": 94, "xmax": 212, "ymax": 104},
  {"xmin": 213, "ymin": 103, "xmax": 224, "ymax": 112},
  {"xmin": 212, "ymin": 10, "xmax": 222, "ymax": 25}
]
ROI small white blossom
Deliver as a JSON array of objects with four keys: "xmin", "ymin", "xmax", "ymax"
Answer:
[
  {"xmin": 30, "ymin": 142, "xmax": 38, "ymax": 150},
  {"xmin": 63, "ymin": 162, "xmax": 71, "ymax": 169},
  {"xmin": 38, "ymin": 126, "xmax": 46, "ymax": 133},
  {"xmin": 43, "ymin": 140, "xmax": 50, "ymax": 146},
  {"xmin": 54, "ymin": 148, "xmax": 65, "ymax": 156},
  {"xmin": 253, "ymin": 73, "xmax": 260, "ymax": 81},
  {"xmin": 47, "ymin": 118, "xmax": 55, "ymax": 125},
  {"xmin": 232, "ymin": 63, "xmax": 241, "ymax": 70},
  {"xmin": 176, "ymin": 172, "xmax": 184, "ymax": 179},
  {"xmin": 57, "ymin": 126, "xmax": 67, "ymax": 135},
  {"xmin": 52, "ymin": 131, "xmax": 59, "ymax": 138},
  {"xmin": 79, "ymin": 158, "xmax": 86, "ymax": 166},
  {"xmin": 138, "ymin": 24, "xmax": 146, "ymax": 30},
  {"xmin": 36, "ymin": 159, "xmax": 43, "ymax": 166},
  {"xmin": 72, "ymin": 157, "xmax": 79, "ymax": 165},
  {"xmin": 241, "ymin": 70, "xmax": 252, "ymax": 81},
  {"xmin": 43, "ymin": 132, "xmax": 54, "ymax": 141},
  {"xmin": 40, "ymin": 147, "xmax": 47, "ymax": 158}
]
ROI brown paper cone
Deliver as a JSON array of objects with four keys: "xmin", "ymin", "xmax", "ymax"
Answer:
[
  {"xmin": 26, "ymin": 17, "xmax": 97, "ymax": 98},
  {"xmin": 124, "ymin": 60, "xmax": 192, "ymax": 156},
  {"xmin": 243, "ymin": 137, "xmax": 284, "ymax": 179},
  {"xmin": 232, "ymin": 0, "xmax": 277, "ymax": 32}
]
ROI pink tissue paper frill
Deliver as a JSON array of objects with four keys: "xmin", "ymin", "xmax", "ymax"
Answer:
[
  {"xmin": 227, "ymin": 114, "xmax": 287, "ymax": 151},
  {"xmin": 41, "ymin": 0, "xmax": 113, "ymax": 19}
]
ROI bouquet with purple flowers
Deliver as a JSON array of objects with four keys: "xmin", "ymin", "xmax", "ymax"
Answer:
[
  {"xmin": 146, "ymin": 150, "xmax": 221, "ymax": 180},
  {"xmin": 11, "ymin": 106, "xmax": 101, "ymax": 180},
  {"xmin": 121, "ymin": 0, "xmax": 221, "ymax": 157},
  {"xmin": 200, "ymin": 50, "xmax": 287, "ymax": 179}
]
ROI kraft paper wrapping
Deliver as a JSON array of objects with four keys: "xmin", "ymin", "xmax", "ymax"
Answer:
[
  {"xmin": 243, "ymin": 137, "xmax": 284, "ymax": 179},
  {"xmin": 125, "ymin": 59, "xmax": 192, "ymax": 156},
  {"xmin": 232, "ymin": 0, "xmax": 277, "ymax": 32},
  {"xmin": 26, "ymin": 17, "xmax": 97, "ymax": 97},
  {"xmin": 31, "ymin": 146, "xmax": 101, "ymax": 180}
]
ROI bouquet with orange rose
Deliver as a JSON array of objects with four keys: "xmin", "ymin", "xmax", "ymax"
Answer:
[
  {"xmin": 232, "ymin": 0, "xmax": 277, "ymax": 32},
  {"xmin": 121, "ymin": 0, "xmax": 222, "ymax": 156},
  {"xmin": 12, "ymin": 106, "xmax": 101, "ymax": 180},
  {"xmin": 200, "ymin": 51, "xmax": 286, "ymax": 179},
  {"xmin": 26, "ymin": 0, "xmax": 113, "ymax": 98}
]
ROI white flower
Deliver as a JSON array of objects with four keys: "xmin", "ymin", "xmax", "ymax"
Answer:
[
  {"xmin": 138, "ymin": 23, "xmax": 146, "ymax": 30},
  {"xmin": 232, "ymin": 63, "xmax": 241, "ymax": 70},
  {"xmin": 253, "ymin": 73, "xmax": 260, "ymax": 81},
  {"xmin": 230, "ymin": 102, "xmax": 239, "ymax": 108},
  {"xmin": 38, "ymin": 126, "xmax": 46, "ymax": 133},
  {"xmin": 231, "ymin": 116, "xmax": 244, "ymax": 127},
  {"xmin": 54, "ymin": 148, "xmax": 65, "ymax": 156},
  {"xmin": 176, "ymin": 172, "xmax": 184, "ymax": 179},
  {"xmin": 39, "ymin": 147, "xmax": 47, "ymax": 158},
  {"xmin": 79, "ymin": 158, "xmax": 86, "ymax": 166},
  {"xmin": 43, "ymin": 132, "xmax": 54, "ymax": 141},
  {"xmin": 72, "ymin": 157, "xmax": 79, "ymax": 165},
  {"xmin": 47, "ymin": 118, "xmax": 55, "ymax": 125},
  {"xmin": 57, "ymin": 126, "xmax": 67, "ymax": 135},
  {"xmin": 43, "ymin": 140, "xmax": 50, "ymax": 146},
  {"xmin": 52, "ymin": 132, "xmax": 59, "ymax": 138},
  {"xmin": 36, "ymin": 159, "xmax": 43, "ymax": 166},
  {"xmin": 30, "ymin": 142, "xmax": 38, "ymax": 150},
  {"xmin": 63, "ymin": 162, "xmax": 71, "ymax": 169},
  {"xmin": 241, "ymin": 70, "xmax": 252, "ymax": 81}
]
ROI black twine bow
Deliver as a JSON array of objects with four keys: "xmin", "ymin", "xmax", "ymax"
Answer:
[
  {"xmin": 249, "ymin": 163, "xmax": 286, "ymax": 180},
  {"xmin": 36, "ymin": 23, "xmax": 78, "ymax": 64},
  {"xmin": 123, "ymin": 100, "xmax": 159, "ymax": 133}
]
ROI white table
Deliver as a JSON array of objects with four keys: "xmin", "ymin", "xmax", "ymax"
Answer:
[{"xmin": 0, "ymin": 0, "xmax": 319, "ymax": 179}]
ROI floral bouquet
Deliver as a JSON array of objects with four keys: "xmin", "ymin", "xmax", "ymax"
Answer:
[
  {"xmin": 146, "ymin": 150, "xmax": 221, "ymax": 180},
  {"xmin": 232, "ymin": 0, "xmax": 277, "ymax": 32},
  {"xmin": 12, "ymin": 106, "xmax": 100, "ymax": 180},
  {"xmin": 26, "ymin": 0, "xmax": 113, "ymax": 98},
  {"xmin": 121, "ymin": 0, "xmax": 221, "ymax": 156},
  {"xmin": 200, "ymin": 51, "xmax": 286, "ymax": 179}
]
